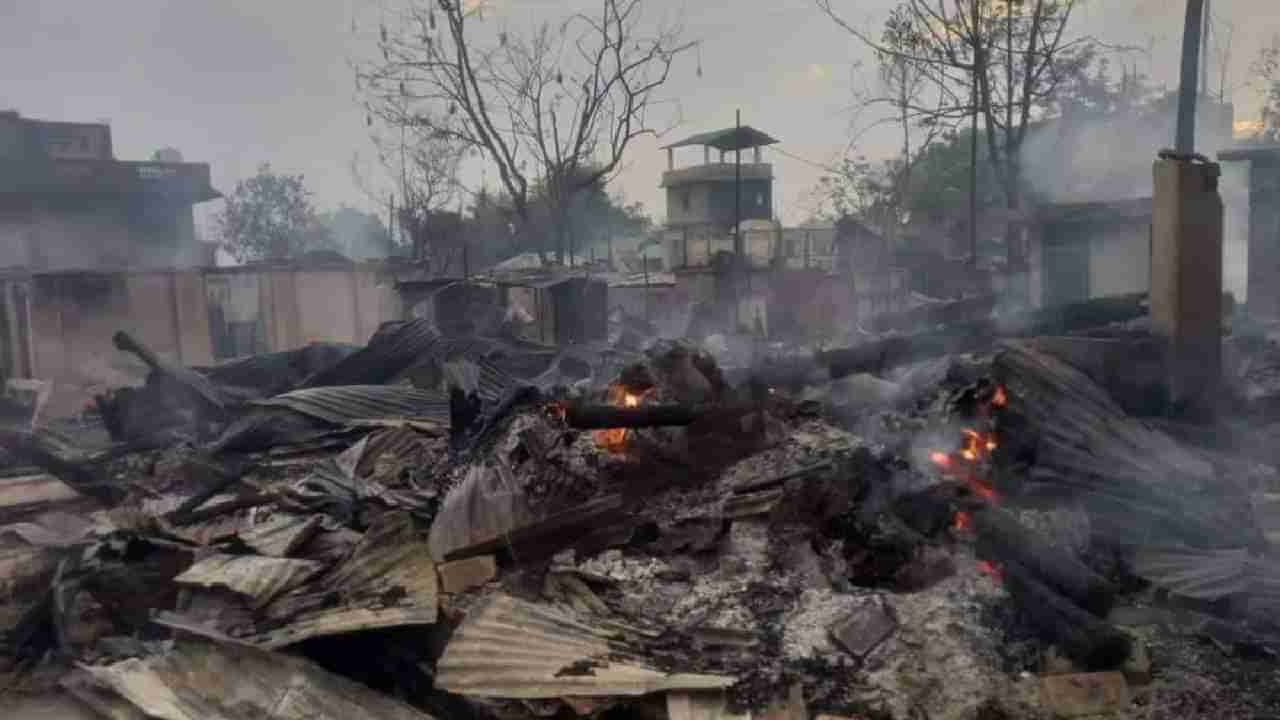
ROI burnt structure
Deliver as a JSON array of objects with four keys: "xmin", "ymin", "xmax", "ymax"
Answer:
[
  {"xmin": 1219, "ymin": 145, "xmax": 1280, "ymax": 320},
  {"xmin": 0, "ymin": 111, "xmax": 220, "ymax": 271},
  {"xmin": 1030, "ymin": 198, "xmax": 1153, "ymax": 307}
]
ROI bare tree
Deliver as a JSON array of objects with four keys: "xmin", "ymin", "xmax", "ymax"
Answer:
[
  {"xmin": 818, "ymin": 0, "xmax": 1093, "ymax": 263},
  {"xmin": 359, "ymin": 0, "xmax": 691, "ymax": 262},
  {"xmin": 1250, "ymin": 34, "xmax": 1280, "ymax": 142}
]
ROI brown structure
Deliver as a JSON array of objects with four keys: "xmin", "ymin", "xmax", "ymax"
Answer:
[
  {"xmin": 0, "ymin": 111, "xmax": 219, "ymax": 271},
  {"xmin": 0, "ymin": 263, "xmax": 402, "ymax": 414}
]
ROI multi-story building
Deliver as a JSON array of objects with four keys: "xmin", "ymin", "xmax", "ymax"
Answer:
[{"xmin": 0, "ymin": 111, "xmax": 220, "ymax": 271}]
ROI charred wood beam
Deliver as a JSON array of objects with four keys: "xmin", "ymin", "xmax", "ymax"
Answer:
[
  {"xmin": 565, "ymin": 403, "xmax": 701, "ymax": 430},
  {"xmin": 819, "ymin": 293, "xmax": 1148, "ymax": 379},
  {"xmin": 0, "ymin": 429, "xmax": 120, "ymax": 504},
  {"xmin": 974, "ymin": 507, "xmax": 1117, "ymax": 616},
  {"xmin": 1002, "ymin": 557, "xmax": 1132, "ymax": 670},
  {"xmin": 113, "ymin": 331, "xmax": 228, "ymax": 420}
]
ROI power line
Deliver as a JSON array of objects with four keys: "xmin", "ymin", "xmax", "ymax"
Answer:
[{"xmin": 767, "ymin": 145, "xmax": 844, "ymax": 175}]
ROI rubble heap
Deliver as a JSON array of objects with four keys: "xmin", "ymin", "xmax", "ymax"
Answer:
[{"xmin": 1, "ymin": 311, "xmax": 1279, "ymax": 720}]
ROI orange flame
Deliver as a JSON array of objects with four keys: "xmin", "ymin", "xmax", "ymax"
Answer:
[
  {"xmin": 952, "ymin": 510, "xmax": 973, "ymax": 532},
  {"xmin": 992, "ymin": 385, "xmax": 1007, "ymax": 408},
  {"xmin": 593, "ymin": 384, "xmax": 643, "ymax": 452},
  {"xmin": 930, "ymin": 451, "xmax": 951, "ymax": 467},
  {"xmin": 977, "ymin": 560, "xmax": 1004, "ymax": 581}
]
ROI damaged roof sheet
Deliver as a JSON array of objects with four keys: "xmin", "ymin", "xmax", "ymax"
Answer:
[
  {"xmin": 1132, "ymin": 547, "xmax": 1280, "ymax": 603},
  {"xmin": 302, "ymin": 319, "xmax": 442, "ymax": 388},
  {"xmin": 435, "ymin": 593, "xmax": 735, "ymax": 699},
  {"xmin": 251, "ymin": 512, "xmax": 437, "ymax": 649},
  {"xmin": 254, "ymin": 385, "xmax": 450, "ymax": 426},
  {"xmin": 238, "ymin": 514, "xmax": 323, "ymax": 557},
  {"xmin": 175, "ymin": 554, "xmax": 325, "ymax": 609},
  {"xmin": 66, "ymin": 638, "xmax": 434, "ymax": 720}
]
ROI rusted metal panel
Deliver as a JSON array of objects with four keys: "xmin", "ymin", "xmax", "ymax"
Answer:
[
  {"xmin": 175, "ymin": 554, "xmax": 325, "ymax": 609},
  {"xmin": 436, "ymin": 593, "xmax": 734, "ymax": 698},
  {"xmin": 67, "ymin": 639, "xmax": 434, "ymax": 720}
]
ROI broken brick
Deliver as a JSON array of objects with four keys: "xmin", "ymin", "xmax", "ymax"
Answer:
[
  {"xmin": 1039, "ymin": 672, "xmax": 1130, "ymax": 718},
  {"xmin": 437, "ymin": 555, "xmax": 497, "ymax": 594}
]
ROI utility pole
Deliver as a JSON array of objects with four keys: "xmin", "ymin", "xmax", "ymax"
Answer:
[
  {"xmin": 969, "ymin": 0, "xmax": 980, "ymax": 269},
  {"xmin": 734, "ymin": 109, "xmax": 742, "ymax": 331},
  {"xmin": 1175, "ymin": 0, "xmax": 1206, "ymax": 155}
]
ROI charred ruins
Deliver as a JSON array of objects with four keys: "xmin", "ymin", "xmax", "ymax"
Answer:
[
  {"xmin": 3, "ymin": 3, "xmax": 1280, "ymax": 718},
  {"xmin": 2, "ymin": 263, "xmax": 1280, "ymax": 720}
]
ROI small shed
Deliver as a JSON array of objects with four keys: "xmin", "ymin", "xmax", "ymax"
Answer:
[
  {"xmin": 1030, "ymin": 198, "xmax": 1153, "ymax": 307},
  {"xmin": 493, "ymin": 273, "xmax": 609, "ymax": 346}
]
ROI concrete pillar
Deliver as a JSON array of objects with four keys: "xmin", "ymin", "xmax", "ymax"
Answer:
[
  {"xmin": 1150, "ymin": 157, "xmax": 1223, "ymax": 415},
  {"xmin": 753, "ymin": 146, "xmax": 761, "ymax": 163},
  {"xmin": 704, "ymin": 145, "xmax": 710, "ymax": 165},
  {"xmin": 667, "ymin": 147, "xmax": 674, "ymax": 171},
  {"xmin": 1246, "ymin": 154, "xmax": 1280, "ymax": 318}
]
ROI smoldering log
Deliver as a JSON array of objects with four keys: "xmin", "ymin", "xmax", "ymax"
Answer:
[
  {"xmin": 113, "ymin": 330, "xmax": 229, "ymax": 419},
  {"xmin": 820, "ymin": 293, "xmax": 1149, "ymax": 379},
  {"xmin": 565, "ymin": 404, "xmax": 701, "ymax": 430},
  {"xmin": 1002, "ymin": 557, "xmax": 1131, "ymax": 670},
  {"xmin": 974, "ymin": 507, "xmax": 1117, "ymax": 616}
]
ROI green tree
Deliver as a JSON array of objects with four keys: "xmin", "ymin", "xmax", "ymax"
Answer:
[
  {"xmin": 318, "ymin": 206, "xmax": 395, "ymax": 260},
  {"xmin": 217, "ymin": 164, "xmax": 335, "ymax": 261}
]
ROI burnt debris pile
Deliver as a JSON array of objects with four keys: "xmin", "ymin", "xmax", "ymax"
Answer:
[{"xmin": 2, "ymin": 306, "xmax": 1280, "ymax": 720}]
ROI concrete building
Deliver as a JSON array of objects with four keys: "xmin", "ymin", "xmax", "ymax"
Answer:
[
  {"xmin": 1219, "ymin": 145, "xmax": 1280, "ymax": 320},
  {"xmin": 1029, "ymin": 198, "xmax": 1153, "ymax": 307},
  {"xmin": 661, "ymin": 125, "xmax": 777, "ymax": 265},
  {"xmin": 0, "ymin": 111, "xmax": 220, "ymax": 272}
]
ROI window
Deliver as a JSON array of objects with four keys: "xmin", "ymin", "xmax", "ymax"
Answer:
[{"xmin": 755, "ymin": 192, "xmax": 764, "ymax": 207}]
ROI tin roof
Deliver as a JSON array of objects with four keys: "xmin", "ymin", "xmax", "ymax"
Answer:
[{"xmin": 663, "ymin": 126, "xmax": 779, "ymax": 152}]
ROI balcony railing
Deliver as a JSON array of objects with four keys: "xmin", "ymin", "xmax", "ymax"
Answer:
[{"xmin": 660, "ymin": 162, "xmax": 772, "ymax": 187}]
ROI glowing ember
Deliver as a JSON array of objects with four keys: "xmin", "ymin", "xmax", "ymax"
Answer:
[
  {"xmin": 930, "ymin": 451, "xmax": 951, "ymax": 467},
  {"xmin": 992, "ymin": 385, "xmax": 1008, "ymax": 408},
  {"xmin": 952, "ymin": 510, "xmax": 973, "ymax": 532},
  {"xmin": 976, "ymin": 560, "xmax": 1003, "ymax": 581},
  {"xmin": 969, "ymin": 479, "xmax": 998, "ymax": 501},
  {"xmin": 593, "ymin": 384, "xmax": 643, "ymax": 452}
]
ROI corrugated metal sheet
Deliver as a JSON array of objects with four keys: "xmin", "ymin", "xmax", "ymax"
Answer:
[
  {"xmin": 302, "ymin": 319, "xmax": 443, "ymax": 388},
  {"xmin": 255, "ymin": 386, "xmax": 450, "ymax": 426},
  {"xmin": 68, "ymin": 639, "xmax": 433, "ymax": 720},
  {"xmin": 175, "ymin": 554, "xmax": 325, "ymax": 609},
  {"xmin": 436, "ymin": 593, "xmax": 735, "ymax": 698},
  {"xmin": 199, "ymin": 343, "xmax": 361, "ymax": 396},
  {"xmin": 1132, "ymin": 547, "xmax": 1280, "ymax": 603},
  {"xmin": 250, "ymin": 512, "xmax": 438, "ymax": 649},
  {"xmin": 239, "ymin": 514, "xmax": 323, "ymax": 557}
]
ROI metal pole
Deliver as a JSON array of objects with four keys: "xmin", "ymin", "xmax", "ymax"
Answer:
[
  {"xmin": 1175, "ymin": 0, "xmax": 1206, "ymax": 155},
  {"xmin": 734, "ymin": 109, "xmax": 742, "ymax": 331},
  {"xmin": 643, "ymin": 252, "xmax": 650, "ymax": 324},
  {"xmin": 970, "ymin": 41, "xmax": 980, "ymax": 268}
]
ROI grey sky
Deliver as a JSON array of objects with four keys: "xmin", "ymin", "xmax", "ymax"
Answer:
[{"xmin": 2, "ymin": 0, "xmax": 1276, "ymax": 230}]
